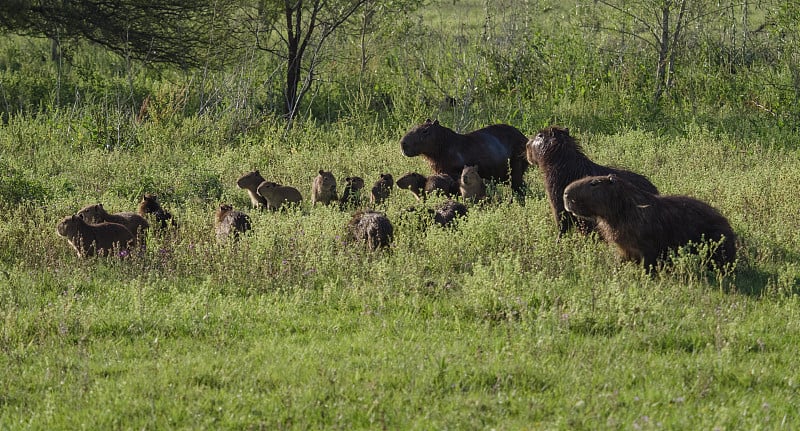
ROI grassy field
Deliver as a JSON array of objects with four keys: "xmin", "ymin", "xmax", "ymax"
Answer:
[{"xmin": 2, "ymin": 0, "xmax": 800, "ymax": 429}]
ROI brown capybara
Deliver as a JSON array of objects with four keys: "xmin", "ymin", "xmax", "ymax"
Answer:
[
  {"xmin": 346, "ymin": 210, "xmax": 394, "ymax": 251},
  {"xmin": 370, "ymin": 173, "xmax": 394, "ymax": 205},
  {"xmin": 215, "ymin": 204, "xmax": 252, "ymax": 242},
  {"xmin": 563, "ymin": 174, "xmax": 736, "ymax": 271},
  {"xmin": 339, "ymin": 176, "xmax": 366, "ymax": 209},
  {"xmin": 256, "ymin": 181, "xmax": 303, "ymax": 210},
  {"xmin": 424, "ymin": 173, "xmax": 460, "ymax": 198},
  {"xmin": 396, "ymin": 172, "xmax": 428, "ymax": 200},
  {"xmin": 311, "ymin": 170, "xmax": 338, "ymax": 206},
  {"xmin": 526, "ymin": 125, "xmax": 659, "ymax": 237},
  {"xmin": 433, "ymin": 200, "xmax": 468, "ymax": 227},
  {"xmin": 76, "ymin": 203, "xmax": 149, "ymax": 243},
  {"xmin": 137, "ymin": 193, "xmax": 177, "ymax": 229},
  {"xmin": 57, "ymin": 215, "xmax": 134, "ymax": 257},
  {"xmin": 459, "ymin": 165, "xmax": 487, "ymax": 203},
  {"xmin": 400, "ymin": 119, "xmax": 529, "ymax": 195},
  {"xmin": 236, "ymin": 170, "xmax": 270, "ymax": 209}
]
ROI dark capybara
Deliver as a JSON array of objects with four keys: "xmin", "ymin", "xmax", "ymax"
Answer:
[
  {"xmin": 57, "ymin": 215, "xmax": 134, "ymax": 257},
  {"xmin": 215, "ymin": 204, "xmax": 252, "ymax": 242},
  {"xmin": 396, "ymin": 172, "xmax": 428, "ymax": 200},
  {"xmin": 563, "ymin": 174, "xmax": 736, "ymax": 271},
  {"xmin": 526, "ymin": 125, "xmax": 658, "ymax": 237},
  {"xmin": 370, "ymin": 173, "xmax": 394, "ymax": 205},
  {"xmin": 346, "ymin": 210, "xmax": 394, "ymax": 251},
  {"xmin": 424, "ymin": 173, "xmax": 459, "ymax": 198},
  {"xmin": 339, "ymin": 176, "xmax": 366, "ymax": 209},
  {"xmin": 138, "ymin": 193, "xmax": 177, "ymax": 229},
  {"xmin": 433, "ymin": 200, "xmax": 468, "ymax": 227}
]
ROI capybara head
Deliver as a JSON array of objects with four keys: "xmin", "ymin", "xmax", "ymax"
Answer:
[
  {"xmin": 562, "ymin": 174, "xmax": 628, "ymax": 220},
  {"xmin": 526, "ymin": 125, "xmax": 577, "ymax": 166},
  {"xmin": 400, "ymin": 119, "xmax": 444, "ymax": 157},
  {"xmin": 76, "ymin": 203, "xmax": 109, "ymax": 224},
  {"xmin": 56, "ymin": 215, "xmax": 82, "ymax": 238},
  {"xmin": 215, "ymin": 204, "xmax": 234, "ymax": 224},
  {"xmin": 236, "ymin": 170, "xmax": 267, "ymax": 190},
  {"xmin": 315, "ymin": 170, "xmax": 337, "ymax": 193},
  {"xmin": 345, "ymin": 176, "xmax": 365, "ymax": 191},
  {"xmin": 138, "ymin": 194, "xmax": 162, "ymax": 214},
  {"xmin": 460, "ymin": 165, "xmax": 482, "ymax": 187},
  {"xmin": 396, "ymin": 172, "xmax": 427, "ymax": 197}
]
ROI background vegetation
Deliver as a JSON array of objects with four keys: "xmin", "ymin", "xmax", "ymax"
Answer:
[{"xmin": 1, "ymin": 0, "xmax": 799, "ymax": 429}]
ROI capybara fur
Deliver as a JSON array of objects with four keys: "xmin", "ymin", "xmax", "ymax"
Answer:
[
  {"xmin": 137, "ymin": 193, "xmax": 176, "ymax": 229},
  {"xmin": 526, "ymin": 125, "xmax": 659, "ymax": 237},
  {"xmin": 339, "ymin": 176, "xmax": 366, "ymax": 209},
  {"xmin": 459, "ymin": 165, "xmax": 487, "ymax": 203},
  {"xmin": 563, "ymin": 174, "xmax": 736, "ymax": 270},
  {"xmin": 346, "ymin": 210, "xmax": 394, "ymax": 251},
  {"xmin": 236, "ymin": 170, "xmax": 270, "ymax": 209},
  {"xmin": 256, "ymin": 181, "xmax": 303, "ymax": 210},
  {"xmin": 424, "ymin": 173, "xmax": 459, "ymax": 198},
  {"xmin": 215, "ymin": 204, "xmax": 252, "ymax": 242},
  {"xmin": 434, "ymin": 200, "xmax": 468, "ymax": 227},
  {"xmin": 396, "ymin": 172, "xmax": 428, "ymax": 200},
  {"xmin": 57, "ymin": 215, "xmax": 134, "ymax": 257},
  {"xmin": 76, "ymin": 203, "xmax": 149, "ymax": 243},
  {"xmin": 370, "ymin": 173, "xmax": 394, "ymax": 205},
  {"xmin": 311, "ymin": 170, "xmax": 338, "ymax": 206},
  {"xmin": 400, "ymin": 119, "xmax": 529, "ymax": 195}
]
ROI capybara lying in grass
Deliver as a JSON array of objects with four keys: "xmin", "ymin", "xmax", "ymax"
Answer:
[
  {"xmin": 76, "ymin": 203, "xmax": 149, "ymax": 243},
  {"xmin": 346, "ymin": 210, "xmax": 394, "ymax": 251},
  {"xmin": 526, "ymin": 125, "xmax": 658, "ymax": 237},
  {"xmin": 370, "ymin": 173, "xmax": 394, "ymax": 205},
  {"xmin": 215, "ymin": 204, "xmax": 252, "ymax": 242},
  {"xmin": 236, "ymin": 170, "xmax": 270, "ymax": 209},
  {"xmin": 563, "ymin": 174, "xmax": 736, "ymax": 271},
  {"xmin": 256, "ymin": 181, "xmax": 303, "ymax": 210},
  {"xmin": 57, "ymin": 215, "xmax": 134, "ymax": 257},
  {"xmin": 137, "ymin": 193, "xmax": 176, "ymax": 229},
  {"xmin": 400, "ymin": 119, "xmax": 528, "ymax": 195},
  {"xmin": 433, "ymin": 200, "xmax": 468, "ymax": 227},
  {"xmin": 311, "ymin": 170, "xmax": 338, "ymax": 206}
]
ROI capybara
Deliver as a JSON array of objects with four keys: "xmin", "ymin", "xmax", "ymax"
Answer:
[
  {"xmin": 400, "ymin": 119, "xmax": 529, "ymax": 195},
  {"xmin": 256, "ymin": 181, "xmax": 303, "ymax": 210},
  {"xmin": 424, "ymin": 173, "xmax": 460, "ymax": 198},
  {"xmin": 339, "ymin": 176, "xmax": 366, "ymax": 209},
  {"xmin": 137, "ymin": 193, "xmax": 177, "ymax": 229},
  {"xmin": 346, "ymin": 210, "xmax": 394, "ymax": 251},
  {"xmin": 236, "ymin": 170, "xmax": 270, "ymax": 209},
  {"xmin": 311, "ymin": 170, "xmax": 338, "ymax": 206},
  {"xmin": 563, "ymin": 174, "xmax": 736, "ymax": 270},
  {"xmin": 57, "ymin": 215, "xmax": 134, "ymax": 257},
  {"xmin": 76, "ymin": 203, "xmax": 149, "ymax": 242},
  {"xmin": 215, "ymin": 204, "xmax": 252, "ymax": 242},
  {"xmin": 370, "ymin": 173, "xmax": 394, "ymax": 205},
  {"xmin": 433, "ymin": 200, "xmax": 468, "ymax": 227},
  {"xmin": 459, "ymin": 165, "xmax": 487, "ymax": 203},
  {"xmin": 396, "ymin": 172, "xmax": 428, "ymax": 200},
  {"xmin": 526, "ymin": 125, "xmax": 659, "ymax": 237}
]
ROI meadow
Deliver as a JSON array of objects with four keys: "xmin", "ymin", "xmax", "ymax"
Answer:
[{"xmin": 2, "ymin": 0, "xmax": 800, "ymax": 429}]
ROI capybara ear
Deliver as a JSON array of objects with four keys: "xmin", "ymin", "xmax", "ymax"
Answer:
[
  {"xmin": 254, "ymin": 170, "xmax": 259, "ymax": 175},
  {"xmin": 608, "ymin": 174, "xmax": 617, "ymax": 182},
  {"xmin": 319, "ymin": 169, "xmax": 325, "ymax": 175},
  {"xmin": 433, "ymin": 119, "xmax": 439, "ymax": 125},
  {"xmin": 425, "ymin": 118, "xmax": 432, "ymax": 123}
]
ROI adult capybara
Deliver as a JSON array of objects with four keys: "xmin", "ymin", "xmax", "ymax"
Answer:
[
  {"xmin": 459, "ymin": 165, "xmax": 487, "ymax": 203},
  {"xmin": 396, "ymin": 172, "xmax": 428, "ymax": 200},
  {"xmin": 236, "ymin": 170, "xmax": 270, "ymax": 209},
  {"xmin": 76, "ymin": 203, "xmax": 149, "ymax": 243},
  {"xmin": 215, "ymin": 204, "xmax": 252, "ymax": 242},
  {"xmin": 563, "ymin": 174, "xmax": 736, "ymax": 270},
  {"xmin": 339, "ymin": 176, "xmax": 365, "ymax": 209},
  {"xmin": 256, "ymin": 181, "xmax": 303, "ymax": 210},
  {"xmin": 526, "ymin": 125, "xmax": 659, "ymax": 237},
  {"xmin": 137, "ymin": 193, "xmax": 177, "ymax": 229},
  {"xmin": 400, "ymin": 119, "xmax": 528, "ymax": 195},
  {"xmin": 311, "ymin": 170, "xmax": 338, "ymax": 206},
  {"xmin": 346, "ymin": 210, "xmax": 394, "ymax": 251},
  {"xmin": 57, "ymin": 215, "xmax": 134, "ymax": 257},
  {"xmin": 424, "ymin": 173, "xmax": 459, "ymax": 198},
  {"xmin": 370, "ymin": 173, "xmax": 394, "ymax": 205}
]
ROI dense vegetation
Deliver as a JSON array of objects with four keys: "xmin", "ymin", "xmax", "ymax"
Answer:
[{"xmin": 2, "ymin": 0, "xmax": 799, "ymax": 429}]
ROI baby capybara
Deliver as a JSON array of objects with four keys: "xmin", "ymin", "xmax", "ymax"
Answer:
[
  {"xmin": 459, "ymin": 165, "xmax": 487, "ymax": 203},
  {"xmin": 138, "ymin": 193, "xmax": 177, "ymax": 229},
  {"xmin": 236, "ymin": 170, "xmax": 270, "ymax": 209},
  {"xmin": 57, "ymin": 215, "xmax": 134, "ymax": 257},
  {"xmin": 563, "ymin": 174, "xmax": 736, "ymax": 271},
  {"xmin": 433, "ymin": 200, "xmax": 468, "ymax": 227},
  {"xmin": 339, "ymin": 176, "xmax": 366, "ymax": 209},
  {"xmin": 526, "ymin": 126, "xmax": 658, "ymax": 237},
  {"xmin": 396, "ymin": 172, "xmax": 428, "ymax": 200},
  {"xmin": 256, "ymin": 181, "xmax": 303, "ymax": 210},
  {"xmin": 215, "ymin": 204, "xmax": 252, "ymax": 242},
  {"xmin": 346, "ymin": 210, "xmax": 394, "ymax": 251},
  {"xmin": 311, "ymin": 170, "xmax": 338, "ymax": 206},
  {"xmin": 424, "ymin": 173, "xmax": 459, "ymax": 198},
  {"xmin": 370, "ymin": 173, "xmax": 394, "ymax": 205}
]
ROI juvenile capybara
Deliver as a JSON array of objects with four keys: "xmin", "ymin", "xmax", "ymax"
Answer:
[
  {"xmin": 400, "ymin": 119, "xmax": 529, "ymax": 195},
  {"xmin": 236, "ymin": 170, "xmax": 270, "ymax": 209},
  {"xmin": 459, "ymin": 165, "xmax": 487, "ymax": 203},
  {"xmin": 526, "ymin": 125, "xmax": 659, "ymax": 237},
  {"xmin": 346, "ymin": 210, "xmax": 394, "ymax": 251},
  {"xmin": 339, "ymin": 176, "xmax": 366, "ymax": 209},
  {"xmin": 76, "ymin": 203, "xmax": 149, "ymax": 242},
  {"xmin": 215, "ymin": 204, "xmax": 252, "ymax": 242},
  {"xmin": 57, "ymin": 215, "xmax": 134, "ymax": 257},
  {"xmin": 137, "ymin": 193, "xmax": 177, "ymax": 229},
  {"xmin": 311, "ymin": 170, "xmax": 338, "ymax": 206},
  {"xmin": 563, "ymin": 174, "xmax": 736, "ymax": 270},
  {"xmin": 370, "ymin": 173, "xmax": 394, "ymax": 205},
  {"xmin": 396, "ymin": 172, "xmax": 428, "ymax": 200},
  {"xmin": 424, "ymin": 173, "xmax": 459, "ymax": 198},
  {"xmin": 256, "ymin": 181, "xmax": 303, "ymax": 210},
  {"xmin": 433, "ymin": 200, "xmax": 468, "ymax": 227}
]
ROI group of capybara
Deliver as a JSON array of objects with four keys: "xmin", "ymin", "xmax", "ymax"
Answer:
[{"xmin": 57, "ymin": 119, "xmax": 737, "ymax": 272}]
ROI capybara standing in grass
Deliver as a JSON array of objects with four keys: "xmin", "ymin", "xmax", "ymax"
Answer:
[
  {"xmin": 339, "ymin": 176, "xmax": 366, "ymax": 209},
  {"xmin": 76, "ymin": 203, "xmax": 149, "ymax": 243},
  {"xmin": 526, "ymin": 125, "xmax": 659, "ymax": 237},
  {"xmin": 459, "ymin": 165, "xmax": 487, "ymax": 203},
  {"xmin": 346, "ymin": 210, "xmax": 394, "ymax": 251},
  {"xmin": 215, "ymin": 204, "xmax": 252, "ymax": 242},
  {"xmin": 137, "ymin": 193, "xmax": 176, "ymax": 229},
  {"xmin": 236, "ymin": 170, "xmax": 270, "ymax": 209},
  {"xmin": 57, "ymin": 215, "xmax": 134, "ymax": 257},
  {"xmin": 396, "ymin": 172, "xmax": 428, "ymax": 200},
  {"xmin": 400, "ymin": 119, "xmax": 529, "ymax": 195},
  {"xmin": 311, "ymin": 170, "xmax": 338, "ymax": 206},
  {"xmin": 370, "ymin": 173, "xmax": 394, "ymax": 205},
  {"xmin": 563, "ymin": 174, "xmax": 736, "ymax": 270},
  {"xmin": 256, "ymin": 181, "xmax": 303, "ymax": 210}
]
